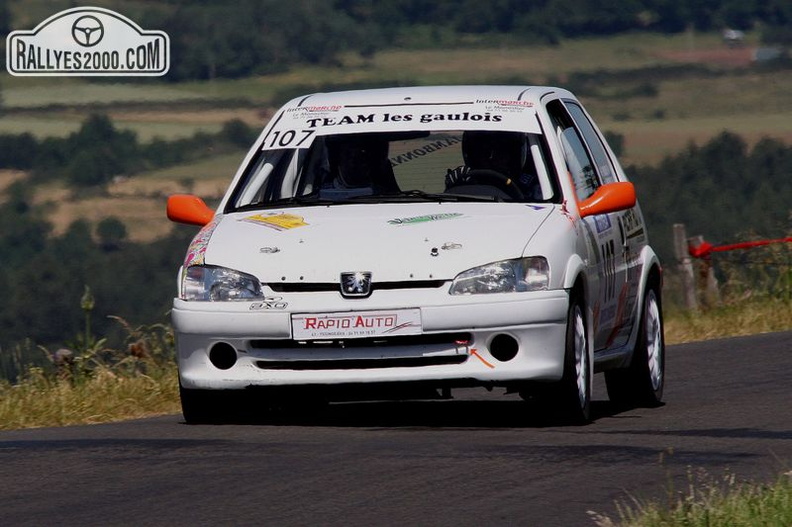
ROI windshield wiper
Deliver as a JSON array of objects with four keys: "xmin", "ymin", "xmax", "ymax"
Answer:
[
  {"xmin": 233, "ymin": 191, "xmax": 501, "ymax": 211},
  {"xmin": 372, "ymin": 190, "xmax": 501, "ymax": 203},
  {"xmin": 234, "ymin": 195, "xmax": 353, "ymax": 211}
]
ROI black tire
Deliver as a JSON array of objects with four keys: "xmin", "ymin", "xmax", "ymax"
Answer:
[
  {"xmin": 605, "ymin": 284, "xmax": 665, "ymax": 407},
  {"xmin": 551, "ymin": 293, "xmax": 592, "ymax": 424},
  {"xmin": 179, "ymin": 381, "xmax": 238, "ymax": 424}
]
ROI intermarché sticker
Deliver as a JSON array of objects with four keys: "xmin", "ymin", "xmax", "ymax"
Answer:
[
  {"xmin": 6, "ymin": 6, "xmax": 169, "ymax": 76},
  {"xmin": 388, "ymin": 213, "xmax": 464, "ymax": 226}
]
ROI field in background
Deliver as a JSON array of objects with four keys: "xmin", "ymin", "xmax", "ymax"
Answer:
[
  {"xmin": 595, "ymin": 70, "xmax": 792, "ymax": 164},
  {"xmin": 23, "ymin": 153, "xmax": 241, "ymax": 241},
  {"xmin": 2, "ymin": 30, "xmax": 791, "ymax": 241}
]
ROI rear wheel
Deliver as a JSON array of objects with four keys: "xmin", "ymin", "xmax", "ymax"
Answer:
[{"xmin": 605, "ymin": 284, "xmax": 665, "ymax": 407}]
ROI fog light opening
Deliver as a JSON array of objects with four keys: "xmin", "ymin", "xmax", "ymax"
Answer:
[
  {"xmin": 209, "ymin": 342, "xmax": 238, "ymax": 370},
  {"xmin": 489, "ymin": 334, "xmax": 519, "ymax": 362}
]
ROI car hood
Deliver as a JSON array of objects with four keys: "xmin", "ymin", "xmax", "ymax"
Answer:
[{"xmin": 201, "ymin": 203, "xmax": 554, "ymax": 283}]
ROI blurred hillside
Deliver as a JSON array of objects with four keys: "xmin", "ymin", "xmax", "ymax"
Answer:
[{"xmin": 5, "ymin": 0, "xmax": 791, "ymax": 80}]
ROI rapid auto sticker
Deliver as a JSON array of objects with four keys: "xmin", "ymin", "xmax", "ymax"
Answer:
[
  {"xmin": 292, "ymin": 309, "xmax": 421, "ymax": 339},
  {"xmin": 388, "ymin": 212, "xmax": 464, "ymax": 226},
  {"xmin": 183, "ymin": 216, "xmax": 219, "ymax": 267},
  {"xmin": 241, "ymin": 213, "xmax": 308, "ymax": 231}
]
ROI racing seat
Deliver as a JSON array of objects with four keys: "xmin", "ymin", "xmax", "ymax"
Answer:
[{"xmin": 445, "ymin": 131, "xmax": 531, "ymax": 199}]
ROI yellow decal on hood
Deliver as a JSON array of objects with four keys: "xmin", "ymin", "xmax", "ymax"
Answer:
[{"xmin": 241, "ymin": 213, "xmax": 308, "ymax": 231}]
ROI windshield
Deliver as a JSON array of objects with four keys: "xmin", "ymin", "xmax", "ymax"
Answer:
[{"xmin": 228, "ymin": 128, "xmax": 560, "ymax": 211}]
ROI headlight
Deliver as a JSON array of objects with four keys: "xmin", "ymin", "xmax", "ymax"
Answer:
[
  {"xmin": 449, "ymin": 257, "xmax": 549, "ymax": 295},
  {"xmin": 181, "ymin": 265, "xmax": 263, "ymax": 301}
]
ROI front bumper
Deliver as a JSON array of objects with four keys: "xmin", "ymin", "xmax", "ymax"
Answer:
[{"xmin": 172, "ymin": 289, "xmax": 570, "ymax": 390}]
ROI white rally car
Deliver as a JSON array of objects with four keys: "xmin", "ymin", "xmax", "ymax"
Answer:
[{"xmin": 167, "ymin": 86, "xmax": 664, "ymax": 424}]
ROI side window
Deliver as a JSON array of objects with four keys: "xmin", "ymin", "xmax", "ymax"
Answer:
[
  {"xmin": 546, "ymin": 99, "xmax": 599, "ymax": 201},
  {"xmin": 564, "ymin": 101, "xmax": 617, "ymax": 184}
]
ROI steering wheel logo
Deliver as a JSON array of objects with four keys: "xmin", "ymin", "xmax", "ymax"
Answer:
[{"xmin": 71, "ymin": 15, "xmax": 104, "ymax": 47}]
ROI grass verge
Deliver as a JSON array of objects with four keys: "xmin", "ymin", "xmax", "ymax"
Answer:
[
  {"xmin": 592, "ymin": 468, "xmax": 792, "ymax": 527},
  {"xmin": 0, "ymin": 316, "xmax": 180, "ymax": 431},
  {"xmin": 0, "ymin": 367, "xmax": 179, "ymax": 430},
  {"xmin": 664, "ymin": 296, "xmax": 792, "ymax": 344}
]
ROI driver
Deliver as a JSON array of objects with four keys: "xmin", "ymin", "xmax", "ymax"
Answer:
[
  {"xmin": 325, "ymin": 135, "xmax": 399, "ymax": 194},
  {"xmin": 446, "ymin": 131, "xmax": 540, "ymax": 199}
]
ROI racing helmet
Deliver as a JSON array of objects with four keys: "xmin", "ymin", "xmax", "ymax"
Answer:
[
  {"xmin": 328, "ymin": 135, "xmax": 390, "ymax": 189},
  {"xmin": 462, "ymin": 130, "xmax": 527, "ymax": 178}
]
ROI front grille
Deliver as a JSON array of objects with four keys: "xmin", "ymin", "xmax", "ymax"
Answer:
[
  {"xmin": 256, "ymin": 354, "xmax": 468, "ymax": 370},
  {"xmin": 250, "ymin": 332, "xmax": 471, "ymax": 349},
  {"xmin": 251, "ymin": 332, "xmax": 471, "ymax": 371},
  {"xmin": 267, "ymin": 280, "xmax": 447, "ymax": 294}
]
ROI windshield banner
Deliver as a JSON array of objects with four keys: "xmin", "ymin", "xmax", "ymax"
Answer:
[{"xmin": 261, "ymin": 101, "xmax": 539, "ymax": 150}]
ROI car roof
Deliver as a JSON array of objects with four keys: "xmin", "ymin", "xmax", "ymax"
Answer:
[{"xmin": 285, "ymin": 85, "xmax": 575, "ymax": 109}]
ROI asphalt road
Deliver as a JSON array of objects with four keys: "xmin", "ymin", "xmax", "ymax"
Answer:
[{"xmin": 1, "ymin": 331, "xmax": 790, "ymax": 527}]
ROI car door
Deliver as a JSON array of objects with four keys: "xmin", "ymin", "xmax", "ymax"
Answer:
[
  {"xmin": 563, "ymin": 99, "xmax": 643, "ymax": 349},
  {"xmin": 545, "ymin": 99, "xmax": 629, "ymax": 351}
]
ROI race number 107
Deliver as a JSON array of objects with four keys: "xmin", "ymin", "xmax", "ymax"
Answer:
[{"xmin": 263, "ymin": 129, "xmax": 315, "ymax": 149}]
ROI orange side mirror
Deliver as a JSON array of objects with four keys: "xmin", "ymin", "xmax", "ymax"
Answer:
[
  {"xmin": 167, "ymin": 194, "xmax": 215, "ymax": 226},
  {"xmin": 578, "ymin": 182, "xmax": 636, "ymax": 218}
]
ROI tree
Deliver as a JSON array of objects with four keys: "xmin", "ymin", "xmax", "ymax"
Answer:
[
  {"xmin": 0, "ymin": 133, "xmax": 38, "ymax": 169},
  {"xmin": 0, "ymin": 0, "xmax": 10, "ymax": 37},
  {"xmin": 65, "ymin": 114, "xmax": 140, "ymax": 187},
  {"xmin": 66, "ymin": 150, "xmax": 115, "ymax": 187},
  {"xmin": 221, "ymin": 119, "xmax": 256, "ymax": 148},
  {"xmin": 630, "ymin": 132, "xmax": 792, "ymax": 263},
  {"xmin": 96, "ymin": 217, "xmax": 128, "ymax": 251},
  {"xmin": 0, "ymin": 182, "xmax": 51, "ymax": 266},
  {"xmin": 163, "ymin": 0, "xmax": 374, "ymax": 80}
]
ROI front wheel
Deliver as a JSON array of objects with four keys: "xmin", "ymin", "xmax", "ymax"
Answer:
[
  {"xmin": 180, "ymin": 382, "xmax": 239, "ymax": 424},
  {"xmin": 550, "ymin": 293, "xmax": 592, "ymax": 424},
  {"xmin": 605, "ymin": 284, "xmax": 665, "ymax": 407}
]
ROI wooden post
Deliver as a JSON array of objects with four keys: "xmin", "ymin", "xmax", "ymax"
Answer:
[
  {"xmin": 673, "ymin": 223, "xmax": 698, "ymax": 310},
  {"xmin": 690, "ymin": 234, "xmax": 721, "ymax": 308}
]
